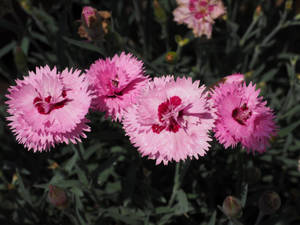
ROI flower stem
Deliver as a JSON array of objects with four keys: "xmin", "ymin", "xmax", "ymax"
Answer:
[
  {"xmin": 254, "ymin": 211, "xmax": 264, "ymax": 225},
  {"xmin": 71, "ymin": 143, "xmax": 100, "ymax": 205},
  {"xmin": 167, "ymin": 160, "xmax": 191, "ymax": 207},
  {"xmin": 168, "ymin": 162, "xmax": 181, "ymax": 207}
]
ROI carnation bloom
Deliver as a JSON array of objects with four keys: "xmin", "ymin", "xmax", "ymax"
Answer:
[
  {"xmin": 6, "ymin": 66, "xmax": 92, "ymax": 152},
  {"xmin": 211, "ymin": 81, "xmax": 276, "ymax": 153},
  {"xmin": 222, "ymin": 73, "xmax": 244, "ymax": 84},
  {"xmin": 86, "ymin": 52, "xmax": 148, "ymax": 121},
  {"xmin": 173, "ymin": 0, "xmax": 225, "ymax": 38},
  {"xmin": 210, "ymin": 73, "xmax": 244, "ymax": 89},
  {"xmin": 123, "ymin": 76, "xmax": 216, "ymax": 165}
]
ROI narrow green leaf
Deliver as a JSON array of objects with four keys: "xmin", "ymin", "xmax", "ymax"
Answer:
[
  {"xmin": 0, "ymin": 41, "xmax": 16, "ymax": 58},
  {"xmin": 240, "ymin": 183, "xmax": 248, "ymax": 207},
  {"xmin": 278, "ymin": 120, "xmax": 300, "ymax": 137},
  {"xmin": 261, "ymin": 69, "xmax": 278, "ymax": 82},
  {"xmin": 63, "ymin": 37, "xmax": 105, "ymax": 55},
  {"xmin": 64, "ymin": 150, "xmax": 78, "ymax": 172},
  {"xmin": 174, "ymin": 189, "xmax": 189, "ymax": 214},
  {"xmin": 208, "ymin": 210, "xmax": 217, "ymax": 225},
  {"xmin": 16, "ymin": 169, "xmax": 32, "ymax": 205}
]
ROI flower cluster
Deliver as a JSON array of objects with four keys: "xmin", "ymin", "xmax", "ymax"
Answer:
[{"xmin": 6, "ymin": 51, "xmax": 276, "ymax": 164}]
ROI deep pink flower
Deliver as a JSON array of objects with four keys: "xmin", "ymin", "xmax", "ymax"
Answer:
[
  {"xmin": 211, "ymin": 81, "xmax": 276, "ymax": 153},
  {"xmin": 6, "ymin": 66, "xmax": 92, "ymax": 152},
  {"xmin": 173, "ymin": 0, "xmax": 225, "ymax": 38},
  {"xmin": 123, "ymin": 76, "xmax": 216, "ymax": 165},
  {"xmin": 82, "ymin": 6, "xmax": 97, "ymax": 27},
  {"xmin": 86, "ymin": 52, "xmax": 149, "ymax": 121}
]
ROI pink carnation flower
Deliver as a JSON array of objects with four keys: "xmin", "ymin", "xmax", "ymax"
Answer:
[
  {"xmin": 123, "ymin": 76, "xmax": 216, "ymax": 165},
  {"xmin": 6, "ymin": 66, "xmax": 92, "ymax": 152},
  {"xmin": 222, "ymin": 73, "xmax": 244, "ymax": 84},
  {"xmin": 211, "ymin": 81, "xmax": 276, "ymax": 153},
  {"xmin": 173, "ymin": 0, "xmax": 225, "ymax": 38},
  {"xmin": 86, "ymin": 52, "xmax": 148, "ymax": 121}
]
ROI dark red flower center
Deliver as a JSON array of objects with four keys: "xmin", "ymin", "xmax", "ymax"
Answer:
[
  {"xmin": 232, "ymin": 104, "xmax": 252, "ymax": 125},
  {"xmin": 189, "ymin": 0, "xmax": 215, "ymax": 20},
  {"xmin": 107, "ymin": 76, "xmax": 123, "ymax": 98},
  {"xmin": 152, "ymin": 96, "xmax": 183, "ymax": 134},
  {"xmin": 33, "ymin": 90, "xmax": 68, "ymax": 115}
]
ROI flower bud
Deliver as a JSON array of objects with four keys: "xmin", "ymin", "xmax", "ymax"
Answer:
[
  {"xmin": 259, "ymin": 191, "xmax": 281, "ymax": 215},
  {"xmin": 78, "ymin": 6, "xmax": 111, "ymax": 41},
  {"xmin": 19, "ymin": 0, "xmax": 32, "ymax": 13},
  {"xmin": 246, "ymin": 167, "xmax": 261, "ymax": 184},
  {"xmin": 253, "ymin": 5, "xmax": 262, "ymax": 20},
  {"xmin": 285, "ymin": 0, "xmax": 293, "ymax": 10},
  {"xmin": 175, "ymin": 35, "xmax": 189, "ymax": 47},
  {"xmin": 153, "ymin": 0, "xmax": 167, "ymax": 24},
  {"xmin": 48, "ymin": 185, "xmax": 68, "ymax": 209},
  {"xmin": 165, "ymin": 51, "xmax": 178, "ymax": 64},
  {"xmin": 276, "ymin": 0, "xmax": 284, "ymax": 7},
  {"xmin": 222, "ymin": 196, "xmax": 243, "ymax": 218}
]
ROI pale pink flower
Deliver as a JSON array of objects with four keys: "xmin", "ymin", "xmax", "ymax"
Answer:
[
  {"xmin": 223, "ymin": 73, "xmax": 244, "ymax": 84},
  {"xmin": 173, "ymin": 0, "xmax": 225, "ymax": 38},
  {"xmin": 210, "ymin": 73, "xmax": 244, "ymax": 90},
  {"xmin": 123, "ymin": 76, "xmax": 215, "ymax": 165},
  {"xmin": 6, "ymin": 66, "xmax": 92, "ymax": 152},
  {"xmin": 86, "ymin": 52, "xmax": 148, "ymax": 121},
  {"xmin": 211, "ymin": 81, "xmax": 276, "ymax": 153}
]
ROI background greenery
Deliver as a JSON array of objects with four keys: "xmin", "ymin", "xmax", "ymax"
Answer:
[{"xmin": 0, "ymin": 0, "xmax": 300, "ymax": 224}]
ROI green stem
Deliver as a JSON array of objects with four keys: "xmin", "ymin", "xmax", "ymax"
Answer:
[
  {"xmin": 71, "ymin": 144, "xmax": 100, "ymax": 205},
  {"xmin": 168, "ymin": 162, "xmax": 181, "ymax": 207},
  {"xmin": 240, "ymin": 18, "xmax": 259, "ymax": 46},
  {"xmin": 254, "ymin": 211, "xmax": 264, "ymax": 225}
]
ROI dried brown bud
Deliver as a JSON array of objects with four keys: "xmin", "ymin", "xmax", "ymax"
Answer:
[
  {"xmin": 48, "ymin": 185, "xmax": 68, "ymax": 209},
  {"xmin": 78, "ymin": 6, "xmax": 111, "ymax": 41},
  {"xmin": 222, "ymin": 196, "xmax": 243, "ymax": 218},
  {"xmin": 259, "ymin": 191, "xmax": 281, "ymax": 215}
]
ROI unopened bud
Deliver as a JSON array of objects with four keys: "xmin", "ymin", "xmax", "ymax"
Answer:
[
  {"xmin": 153, "ymin": 0, "xmax": 167, "ymax": 24},
  {"xmin": 246, "ymin": 167, "xmax": 261, "ymax": 184},
  {"xmin": 276, "ymin": 0, "xmax": 284, "ymax": 7},
  {"xmin": 78, "ymin": 6, "xmax": 111, "ymax": 41},
  {"xmin": 165, "ymin": 51, "xmax": 178, "ymax": 63},
  {"xmin": 259, "ymin": 191, "xmax": 281, "ymax": 215},
  {"xmin": 285, "ymin": 0, "xmax": 293, "ymax": 10},
  {"xmin": 245, "ymin": 71, "xmax": 253, "ymax": 78},
  {"xmin": 222, "ymin": 196, "xmax": 243, "ymax": 218},
  {"xmin": 48, "ymin": 161, "xmax": 59, "ymax": 170},
  {"xmin": 19, "ymin": 0, "xmax": 32, "ymax": 13},
  {"xmin": 253, "ymin": 5, "xmax": 262, "ymax": 20},
  {"xmin": 175, "ymin": 35, "xmax": 189, "ymax": 47},
  {"xmin": 82, "ymin": 6, "xmax": 97, "ymax": 27},
  {"xmin": 48, "ymin": 185, "xmax": 68, "ymax": 209},
  {"xmin": 257, "ymin": 81, "xmax": 266, "ymax": 89}
]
